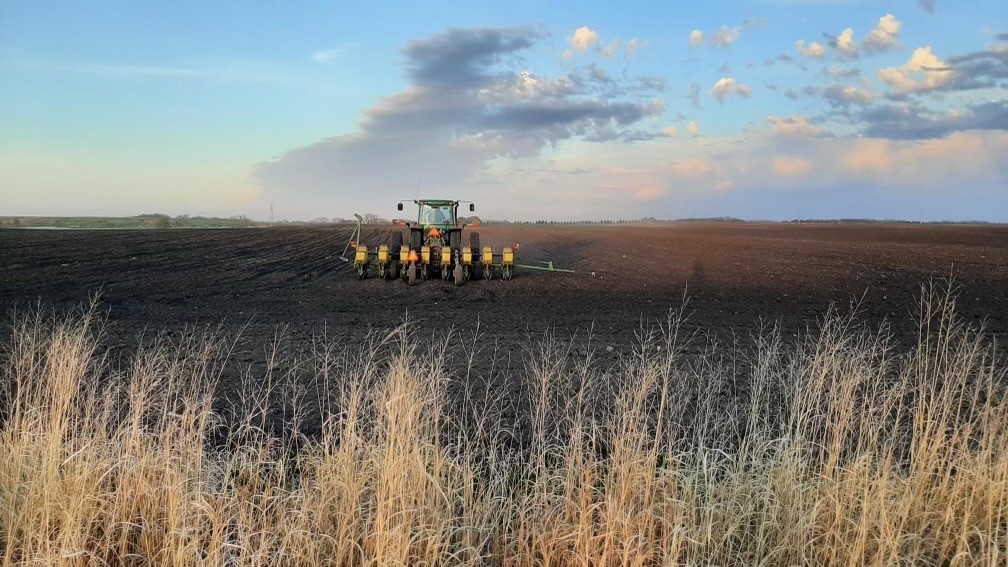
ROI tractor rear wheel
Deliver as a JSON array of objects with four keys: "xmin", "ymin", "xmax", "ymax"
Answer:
[
  {"xmin": 469, "ymin": 231, "xmax": 481, "ymax": 280},
  {"xmin": 388, "ymin": 232, "xmax": 403, "ymax": 280},
  {"xmin": 410, "ymin": 229, "xmax": 423, "ymax": 253}
]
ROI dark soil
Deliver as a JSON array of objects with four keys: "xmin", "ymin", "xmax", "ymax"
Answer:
[{"xmin": 2, "ymin": 223, "xmax": 1006, "ymax": 438}]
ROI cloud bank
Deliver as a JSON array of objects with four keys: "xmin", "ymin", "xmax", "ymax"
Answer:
[{"xmin": 256, "ymin": 27, "xmax": 665, "ymax": 210}]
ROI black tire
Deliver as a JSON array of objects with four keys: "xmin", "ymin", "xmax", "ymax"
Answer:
[
  {"xmin": 430, "ymin": 245, "xmax": 439, "ymax": 269},
  {"xmin": 469, "ymin": 231, "xmax": 481, "ymax": 281},
  {"xmin": 449, "ymin": 230, "xmax": 461, "ymax": 254},
  {"xmin": 408, "ymin": 262, "xmax": 417, "ymax": 286},
  {"xmin": 410, "ymin": 229, "xmax": 423, "ymax": 253},
  {"xmin": 388, "ymin": 231, "xmax": 403, "ymax": 280}
]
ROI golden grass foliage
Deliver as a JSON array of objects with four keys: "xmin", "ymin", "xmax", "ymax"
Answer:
[{"xmin": 1, "ymin": 284, "xmax": 1006, "ymax": 565}]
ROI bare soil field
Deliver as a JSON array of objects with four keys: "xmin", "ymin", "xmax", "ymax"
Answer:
[
  {"xmin": 2, "ymin": 222, "xmax": 1007, "ymax": 432},
  {"xmin": 3, "ymin": 222, "xmax": 1006, "ymax": 339}
]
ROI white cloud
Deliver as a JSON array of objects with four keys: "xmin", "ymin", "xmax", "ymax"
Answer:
[
  {"xmin": 312, "ymin": 48, "xmax": 343, "ymax": 63},
  {"xmin": 625, "ymin": 37, "xmax": 642, "ymax": 58},
  {"xmin": 862, "ymin": 14, "xmax": 901, "ymax": 53},
  {"xmin": 877, "ymin": 46, "xmax": 953, "ymax": 93},
  {"xmin": 831, "ymin": 14, "xmax": 901, "ymax": 58},
  {"xmin": 687, "ymin": 121, "xmax": 699, "ymax": 136},
  {"xmin": 563, "ymin": 26, "xmax": 600, "ymax": 58},
  {"xmin": 767, "ymin": 115, "xmax": 828, "ymax": 138},
  {"xmin": 662, "ymin": 125, "xmax": 677, "ymax": 136},
  {"xmin": 836, "ymin": 28, "xmax": 856, "ymax": 56},
  {"xmin": 601, "ymin": 39, "xmax": 620, "ymax": 58},
  {"xmin": 795, "ymin": 40, "xmax": 825, "ymax": 58},
  {"xmin": 711, "ymin": 25, "xmax": 741, "ymax": 47},
  {"xmin": 823, "ymin": 84, "xmax": 874, "ymax": 106},
  {"xmin": 477, "ymin": 70, "xmax": 579, "ymax": 103},
  {"xmin": 690, "ymin": 29, "xmax": 704, "ymax": 46},
  {"xmin": 711, "ymin": 77, "xmax": 752, "ymax": 102}
]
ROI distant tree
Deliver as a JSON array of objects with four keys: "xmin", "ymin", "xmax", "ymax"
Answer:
[
  {"xmin": 362, "ymin": 213, "xmax": 387, "ymax": 224},
  {"xmin": 310, "ymin": 216, "xmax": 330, "ymax": 223},
  {"xmin": 157, "ymin": 216, "xmax": 171, "ymax": 229},
  {"xmin": 12, "ymin": 218, "xmax": 21, "ymax": 227}
]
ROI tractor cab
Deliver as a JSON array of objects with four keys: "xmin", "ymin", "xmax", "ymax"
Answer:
[
  {"xmin": 398, "ymin": 199, "xmax": 474, "ymax": 232},
  {"xmin": 418, "ymin": 200, "xmax": 458, "ymax": 231}
]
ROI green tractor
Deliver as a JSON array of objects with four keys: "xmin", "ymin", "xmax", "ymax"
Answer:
[
  {"xmin": 394, "ymin": 199, "xmax": 483, "ymax": 285},
  {"xmin": 352, "ymin": 198, "xmax": 513, "ymax": 284}
]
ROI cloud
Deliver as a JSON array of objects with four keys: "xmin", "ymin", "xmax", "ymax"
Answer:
[
  {"xmin": 691, "ymin": 19, "xmax": 763, "ymax": 49},
  {"xmin": 625, "ymin": 37, "xmax": 642, "ymax": 58},
  {"xmin": 857, "ymin": 100, "xmax": 1008, "ymax": 139},
  {"xmin": 711, "ymin": 77, "xmax": 752, "ymax": 102},
  {"xmin": 711, "ymin": 25, "xmax": 741, "ymax": 47},
  {"xmin": 827, "ymin": 14, "xmax": 902, "ymax": 58},
  {"xmin": 563, "ymin": 26, "xmax": 600, "ymax": 58},
  {"xmin": 600, "ymin": 39, "xmax": 620, "ymax": 58},
  {"xmin": 571, "ymin": 26, "xmax": 599, "ymax": 51},
  {"xmin": 877, "ymin": 46, "xmax": 953, "ymax": 93},
  {"xmin": 688, "ymin": 121, "xmax": 699, "ymax": 136},
  {"xmin": 767, "ymin": 114, "xmax": 829, "ymax": 138},
  {"xmin": 671, "ymin": 159, "xmax": 714, "ymax": 177},
  {"xmin": 796, "ymin": 40, "xmax": 825, "ymax": 58},
  {"xmin": 458, "ymin": 120, "xmax": 1008, "ymax": 220},
  {"xmin": 834, "ymin": 28, "xmax": 857, "ymax": 57},
  {"xmin": 823, "ymin": 65, "xmax": 861, "ymax": 78},
  {"xmin": 688, "ymin": 82, "xmax": 701, "ymax": 107},
  {"xmin": 839, "ymin": 131, "xmax": 1008, "ymax": 188},
  {"xmin": 662, "ymin": 126, "xmax": 677, "ymax": 136},
  {"xmin": 939, "ymin": 47, "xmax": 1008, "ymax": 91},
  {"xmin": 256, "ymin": 27, "xmax": 666, "ymax": 207},
  {"xmin": 565, "ymin": 28, "xmax": 644, "ymax": 60},
  {"xmin": 598, "ymin": 37, "xmax": 644, "ymax": 60},
  {"xmin": 862, "ymin": 14, "xmax": 901, "ymax": 54},
  {"xmin": 815, "ymin": 84, "xmax": 875, "ymax": 107},
  {"xmin": 918, "ymin": 0, "xmax": 936, "ymax": 13},
  {"xmin": 312, "ymin": 48, "xmax": 343, "ymax": 63},
  {"xmin": 773, "ymin": 157, "xmax": 813, "ymax": 176}
]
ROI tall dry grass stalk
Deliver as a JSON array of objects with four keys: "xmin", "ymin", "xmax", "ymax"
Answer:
[{"xmin": 1, "ymin": 283, "xmax": 1006, "ymax": 565}]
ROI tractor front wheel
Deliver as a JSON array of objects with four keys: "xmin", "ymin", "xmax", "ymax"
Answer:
[{"xmin": 408, "ymin": 263, "xmax": 418, "ymax": 286}]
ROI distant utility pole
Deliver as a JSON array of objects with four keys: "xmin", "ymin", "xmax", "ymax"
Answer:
[{"xmin": 270, "ymin": 202, "xmax": 274, "ymax": 224}]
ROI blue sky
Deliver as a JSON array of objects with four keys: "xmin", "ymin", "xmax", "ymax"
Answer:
[{"xmin": 1, "ymin": 0, "xmax": 1006, "ymax": 221}]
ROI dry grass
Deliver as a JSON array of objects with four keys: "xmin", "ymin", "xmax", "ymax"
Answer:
[{"xmin": 1, "ymin": 283, "xmax": 1006, "ymax": 566}]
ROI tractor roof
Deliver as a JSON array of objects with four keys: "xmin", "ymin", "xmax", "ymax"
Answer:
[{"xmin": 417, "ymin": 199, "xmax": 457, "ymax": 206}]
